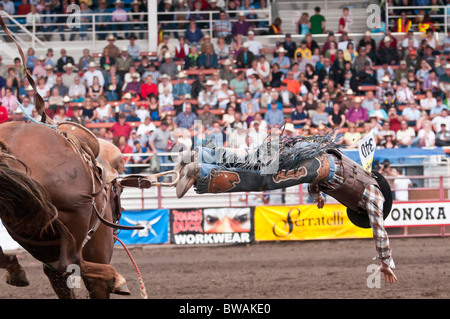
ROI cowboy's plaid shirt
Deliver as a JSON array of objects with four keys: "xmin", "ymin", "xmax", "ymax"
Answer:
[{"xmin": 308, "ymin": 157, "xmax": 395, "ymax": 269}]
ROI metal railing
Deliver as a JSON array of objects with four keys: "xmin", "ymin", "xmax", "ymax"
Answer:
[
  {"xmin": 0, "ymin": 10, "xmax": 45, "ymax": 48},
  {"xmin": 158, "ymin": 8, "xmax": 272, "ymax": 38},
  {"xmin": 0, "ymin": 11, "xmax": 150, "ymax": 49},
  {"xmin": 0, "ymin": 7, "xmax": 272, "ymax": 51}
]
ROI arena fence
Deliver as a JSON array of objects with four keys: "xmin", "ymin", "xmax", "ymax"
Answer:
[
  {"xmin": 118, "ymin": 151, "xmax": 450, "ymax": 241},
  {"xmin": 115, "ymin": 201, "xmax": 450, "ymax": 247},
  {"xmin": 2, "ymin": 180, "xmax": 449, "ymax": 251}
]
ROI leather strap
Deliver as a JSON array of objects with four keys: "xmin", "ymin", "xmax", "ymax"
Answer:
[{"xmin": 0, "ymin": 16, "xmax": 51, "ymax": 125}]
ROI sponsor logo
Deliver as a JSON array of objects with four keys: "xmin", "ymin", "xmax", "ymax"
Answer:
[
  {"xmin": 272, "ymin": 208, "xmax": 344, "ymax": 238},
  {"xmin": 173, "ymin": 233, "xmax": 251, "ymax": 245},
  {"xmin": 123, "ymin": 216, "xmax": 162, "ymax": 238}
]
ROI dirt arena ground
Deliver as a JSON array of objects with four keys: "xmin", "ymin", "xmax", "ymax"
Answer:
[{"xmin": 1, "ymin": 236, "xmax": 450, "ymax": 299}]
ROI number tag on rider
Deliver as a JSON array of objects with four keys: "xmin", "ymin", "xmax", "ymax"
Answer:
[{"xmin": 358, "ymin": 131, "xmax": 376, "ymax": 173}]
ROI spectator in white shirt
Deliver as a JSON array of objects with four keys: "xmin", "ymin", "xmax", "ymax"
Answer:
[
  {"xmin": 81, "ymin": 62, "xmax": 105, "ymax": 87},
  {"xmin": 198, "ymin": 80, "xmax": 218, "ymax": 108},
  {"xmin": 246, "ymin": 31, "xmax": 263, "ymax": 57},
  {"xmin": 256, "ymin": 55, "xmax": 271, "ymax": 83},
  {"xmin": 159, "ymin": 87, "xmax": 174, "ymax": 111},
  {"xmin": 420, "ymin": 89, "xmax": 437, "ymax": 114},
  {"xmin": 377, "ymin": 61, "xmax": 394, "ymax": 84},
  {"xmin": 216, "ymin": 81, "xmax": 234, "ymax": 109},
  {"xmin": 401, "ymin": 30, "xmax": 419, "ymax": 49},
  {"xmin": 396, "ymin": 78, "xmax": 414, "ymax": 105},
  {"xmin": 127, "ymin": 35, "xmax": 141, "ymax": 61},
  {"xmin": 432, "ymin": 108, "xmax": 450, "ymax": 131},
  {"xmin": 394, "ymin": 173, "xmax": 413, "ymax": 201},
  {"xmin": 361, "ymin": 90, "xmax": 379, "ymax": 113},
  {"xmin": 2, "ymin": 0, "xmax": 15, "ymax": 14},
  {"xmin": 136, "ymin": 116, "xmax": 156, "ymax": 145},
  {"xmin": 396, "ymin": 120, "xmax": 416, "ymax": 148}
]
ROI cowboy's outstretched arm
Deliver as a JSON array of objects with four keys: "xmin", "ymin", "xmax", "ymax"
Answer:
[
  {"xmin": 308, "ymin": 183, "xmax": 324, "ymax": 209},
  {"xmin": 363, "ymin": 185, "xmax": 397, "ymax": 284}
]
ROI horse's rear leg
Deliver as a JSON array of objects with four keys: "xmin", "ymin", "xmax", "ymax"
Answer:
[
  {"xmin": 43, "ymin": 264, "xmax": 76, "ymax": 299},
  {"xmin": 56, "ymin": 207, "xmax": 129, "ymax": 296},
  {"xmin": 0, "ymin": 246, "xmax": 29, "ymax": 287}
]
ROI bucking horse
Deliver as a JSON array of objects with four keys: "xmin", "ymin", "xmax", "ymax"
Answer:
[{"xmin": 0, "ymin": 18, "xmax": 179, "ymax": 298}]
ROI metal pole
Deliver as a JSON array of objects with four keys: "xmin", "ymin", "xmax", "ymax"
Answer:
[
  {"xmin": 92, "ymin": 14, "xmax": 96, "ymax": 52},
  {"xmin": 439, "ymin": 176, "xmax": 444, "ymax": 201},
  {"xmin": 32, "ymin": 17, "xmax": 35, "ymax": 49},
  {"xmin": 148, "ymin": 0, "xmax": 158, "ymax": 54},
  {"xmin": 385, "ymin": 1, "xmax": 389, "ymax": 31},
  {"xmin": 157, "ymin": 185, "xmax": 162, "ymax": 208},
  {"xmin": 445, "ymin": 9, "xmax": 448, "ymax": 36},
  {"xmin": 299, "ymin": 185, "xmax": 303, "ymax": 205},
  {"xmin": 209, "ymin": 12, "xmax": 213, "ymax": 39}
]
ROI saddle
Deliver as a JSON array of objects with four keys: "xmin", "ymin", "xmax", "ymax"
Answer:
[{"xmin": 57, "ymin": 122, "xmax": 100, "ymax": 160}]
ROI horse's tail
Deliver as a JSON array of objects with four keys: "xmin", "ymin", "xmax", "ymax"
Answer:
[{"xmin": 0, "ymin": 139, "xmax": 64, "ymax": 240}]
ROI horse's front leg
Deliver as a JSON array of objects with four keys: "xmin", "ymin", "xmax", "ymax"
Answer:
[
  {"xmin": 43, "ymin": 264, "xmax": 76, "ymax": 299},
  {"xmin": 0, "ymin": 245, "xmax": 29, "ymax": 287}
]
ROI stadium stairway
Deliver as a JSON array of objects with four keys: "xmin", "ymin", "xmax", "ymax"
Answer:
[{"xmin": 275, "ymin": 0, "xmax": 375, "ymax": 35}]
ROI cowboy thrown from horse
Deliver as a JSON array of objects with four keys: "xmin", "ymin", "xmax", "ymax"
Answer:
[{"xmin": 173, "ymin": 130, "xmax": 398, "ymax": 284}]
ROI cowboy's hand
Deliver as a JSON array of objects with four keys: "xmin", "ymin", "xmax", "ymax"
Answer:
[
  {"xmin": 379, "ymin": 261, "xmax": 398, "ymax": 284},
  {"xmin": 314, "ymin": 195, "xmax": 325, "ymax": 209}
]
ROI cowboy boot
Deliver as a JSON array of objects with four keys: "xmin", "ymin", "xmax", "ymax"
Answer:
[
  {"xmin": 176, "ymin": 163, "xmax": 200, "ymax": 199},
  {"xmin": 177, "ymin": 150, "xmax": 196, "ymax": 165},
  {"xmin": 172, "ymin": 150, "xmax": 198, "ymax": 186}
]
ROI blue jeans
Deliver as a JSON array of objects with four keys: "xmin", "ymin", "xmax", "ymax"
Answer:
[
  {"xmin": 112, "ymin": 23, "xmax": 129, "ymax": 38},
  {"xmin": 106, "ymin": 91, "xmax": 119, "ymax": 101},
  {"xmin": 156, "ymin": 148, "xmax": 169, "ymax": 172}
]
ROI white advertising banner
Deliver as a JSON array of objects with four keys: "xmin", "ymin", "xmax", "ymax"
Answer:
[
  {"xmin": 0, "ymin": 221, "xmax": 22, "ymax": 251},
  {"xmin": 385, "ymin": 202, "xmax": 450, "ymax": 227},
  {"xmin": 358, "ymin": 130, "xmax": 376, "ymax": 172}
]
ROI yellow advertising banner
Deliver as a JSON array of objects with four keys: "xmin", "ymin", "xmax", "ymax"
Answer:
[{"xmin": 255, "ymin": 205, "xmax": 373, "ymax": 241}]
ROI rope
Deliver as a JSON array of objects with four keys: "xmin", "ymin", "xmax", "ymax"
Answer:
[
  {"xmin": 16, "ymin": 101, "xmax": 57, "ymax": 130},
  {"xmin": 113, "ymin": 235, "xmax": 148, "ymax": 299}
]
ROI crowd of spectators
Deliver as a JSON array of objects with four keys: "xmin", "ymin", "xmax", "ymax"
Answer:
[{"xmin": 2, "ymin": 0, "xmax": 450, "ymax": 173}]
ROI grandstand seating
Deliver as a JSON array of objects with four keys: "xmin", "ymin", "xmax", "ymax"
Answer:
[{"xmin": 0, "ymin": 0, "xmax": 449, "ymax": 172}]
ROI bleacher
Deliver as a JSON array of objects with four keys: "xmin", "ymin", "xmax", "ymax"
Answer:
[{"xmin": 1, "ymin": 0, "xmax": 449, "ymax": 160}]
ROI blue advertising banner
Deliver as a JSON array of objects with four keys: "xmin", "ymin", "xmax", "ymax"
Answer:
[{"xmin": 116, "ymin": 209, "xmax": 169, "ymax": 245}]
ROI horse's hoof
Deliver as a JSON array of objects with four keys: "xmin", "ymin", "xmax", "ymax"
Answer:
[
  {"xmin": 113, "ymin": 283, "xmax": 131, "ymax": 295},
  {"xmin": 112, "ymin": 273, "xmax": 130, "ymax": 295},
  {"xmin": 4, "ymin": 269, "xmax": 29, "ymax": 287}
]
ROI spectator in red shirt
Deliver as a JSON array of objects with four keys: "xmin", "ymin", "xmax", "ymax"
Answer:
[
  {"xmin": 141, "ymin": 74, "xmax": 158, "ymax": 100},
  {"xmin": 17, "ymin": 0, "xmax": 31, "ymax": 15},
  {"xmin": 110, "ymin": 113, "xmax": 133, "ymax": 139},
  {"xmin": 0, "ymin": 105, "xmax": 9, "ymax": 123},
  {"xmin": 338, "ymin": 7, "xmax": 351, "ymax": 34}
]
